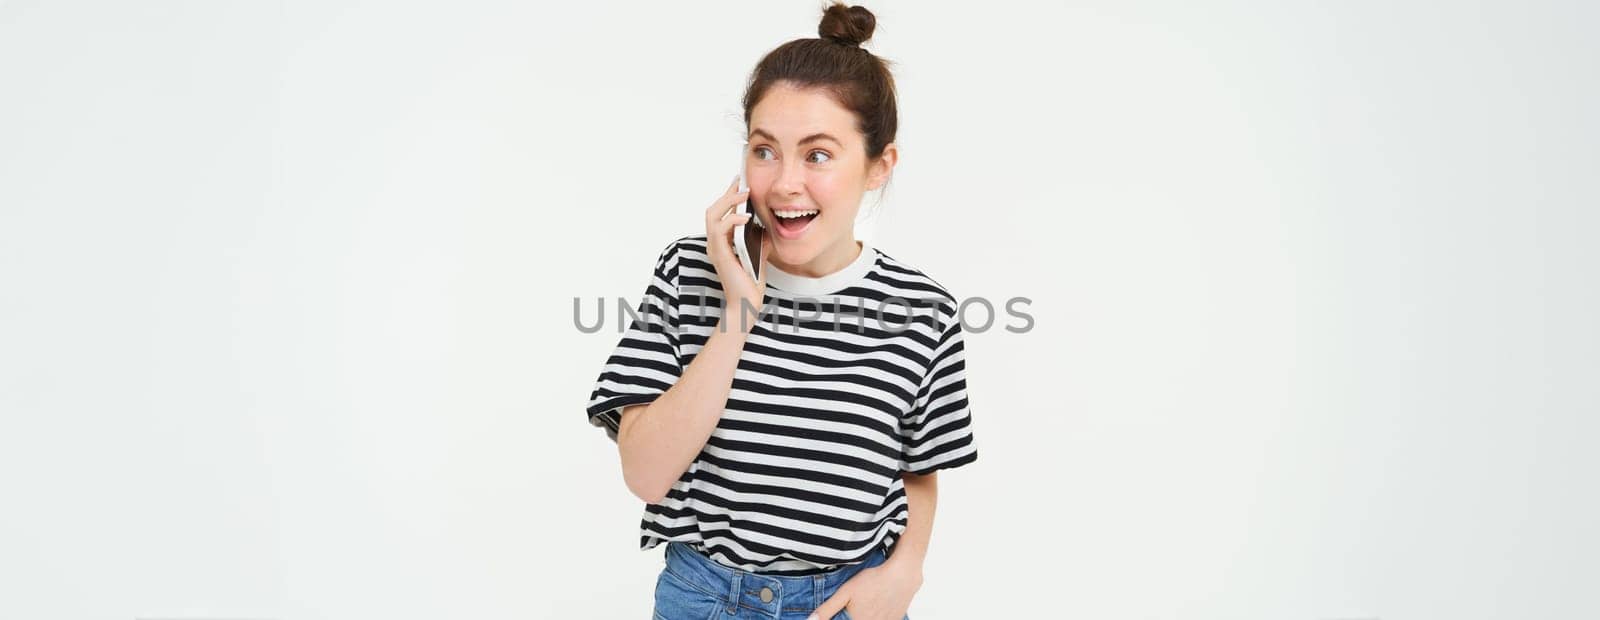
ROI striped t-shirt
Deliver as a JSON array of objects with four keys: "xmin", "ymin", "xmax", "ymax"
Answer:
[{"xmin": 586, "ymin": 234, "xmax": 978, "ymax": 574}]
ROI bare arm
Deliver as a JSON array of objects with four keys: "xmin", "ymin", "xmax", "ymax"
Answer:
[
  {"xmin": 887, "ymin": 470, "xmax": 936, "ymax": 578},
  {"xmin": 615, "ymin": 325, "xmax": 749, "ymax": 503},
  {"xmin": 615, "ymin": 177, "xmax": 772, "ymax": 504},
  {"xmin": 812, "ymin": 471, "xmax": 935, "ymax": 619}
]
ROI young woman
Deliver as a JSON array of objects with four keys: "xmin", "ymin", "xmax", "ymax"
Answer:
[{"xmin": 587, "ymin": 4, "xmax": 978, "ymax": 619}]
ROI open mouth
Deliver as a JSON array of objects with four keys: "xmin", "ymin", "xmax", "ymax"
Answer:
[{"xmin": 769, "ymin": 208, "xmax": 819, "ymax": 240}]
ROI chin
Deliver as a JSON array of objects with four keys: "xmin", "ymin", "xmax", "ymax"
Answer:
[{"xmin": 771, "ymin": 241, "xmax": 818, "ymax": 268}]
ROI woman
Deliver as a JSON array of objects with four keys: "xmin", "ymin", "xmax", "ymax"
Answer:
[{"xmin": 586, "ymin": 4, "xmax": 977, "ymax": 619}]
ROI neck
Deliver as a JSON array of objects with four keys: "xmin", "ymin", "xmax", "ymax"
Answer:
[{"xmin": 773, "ymin": 236, "xmax": 863, "ymax": 278}]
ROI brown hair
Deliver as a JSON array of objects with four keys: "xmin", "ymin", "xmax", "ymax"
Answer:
[{"xmin": 741, "ymin": 2, "xmax": 898, "ymax": 163}]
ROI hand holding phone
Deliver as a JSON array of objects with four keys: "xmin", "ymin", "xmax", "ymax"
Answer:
[{"xmin": 705, "ymin": 151, "xmax": 769, "ymax": 334}]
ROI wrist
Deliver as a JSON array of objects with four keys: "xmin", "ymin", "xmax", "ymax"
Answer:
[
  {"xmin": 711, "ymin": 314, "xmax": 755, "ymax": 340},
  {"xmin": 884, "ymin": 552, "xmax": 925, "ymax": 582},
  {"xmin": 718, "ymin": 296, "xmax": 765, "ymax": 334}
]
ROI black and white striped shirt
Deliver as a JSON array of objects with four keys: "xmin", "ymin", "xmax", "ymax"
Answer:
[{"xmin": 586, "ymin": 234, "xmax": 978, "ymax": 574}]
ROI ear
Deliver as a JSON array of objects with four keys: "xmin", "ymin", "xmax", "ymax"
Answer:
[{"xmin": 865, "ymin": 142, "xmax": 898, "ymax": 190}]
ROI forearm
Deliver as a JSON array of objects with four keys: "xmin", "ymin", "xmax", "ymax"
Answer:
[
  {"xmin": 887, "ymin": 470, "xmax": 938, "ymax": 575},
  {"xmin": 616, "ymin": 323, "xmax": 748, "ymax": 503}
]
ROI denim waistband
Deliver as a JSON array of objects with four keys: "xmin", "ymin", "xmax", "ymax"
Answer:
[{"xmin": 663, "ymin": 542, "xmax": 887, "ymax": 616}]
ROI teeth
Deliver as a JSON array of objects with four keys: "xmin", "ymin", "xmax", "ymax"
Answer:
[{"xmin": 773, "ymin": 209, "xmax": 819, "ymax": 219}]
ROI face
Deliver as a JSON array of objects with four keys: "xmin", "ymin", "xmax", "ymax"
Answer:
[{"xmin": 746, "ymin": 82, "xmax": 896, "ymax": 276}]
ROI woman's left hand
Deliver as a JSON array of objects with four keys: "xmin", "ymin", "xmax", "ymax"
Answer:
[{"xmin": 808, "ymin": 558, "xmax": 922, "ymax": 620}]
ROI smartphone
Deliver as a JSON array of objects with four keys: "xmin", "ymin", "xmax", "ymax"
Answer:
[{"xmin": 733, "ymin": 144, "xmax": 764, "ymax": 281}]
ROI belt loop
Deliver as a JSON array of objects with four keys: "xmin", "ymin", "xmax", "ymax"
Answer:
[
  {"xmin": 727, "ymin": 570, "xmax": 742, "ymax": 614},
  {"xmin": 813, "ymin": 573, "xmax": 824, "ymax": 610}
]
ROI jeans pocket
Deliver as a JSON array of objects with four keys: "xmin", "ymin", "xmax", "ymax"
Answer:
[{"xmin": 652, "ymin": 568, "xmax": 725, "ymax": 620}]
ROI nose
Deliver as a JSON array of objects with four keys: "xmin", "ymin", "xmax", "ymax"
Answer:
[{"xmin": 772, "ymin": 157, "xmax": 804, "ymax": 196}]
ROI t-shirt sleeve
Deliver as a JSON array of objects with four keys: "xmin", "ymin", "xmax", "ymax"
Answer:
[
  {"xmin": 585, "ymin": 239, "xmax": 684, "ymax": 442},
  {"xmin": 900, "ymin": 304, "xmax": 978, "ymax": 474}
]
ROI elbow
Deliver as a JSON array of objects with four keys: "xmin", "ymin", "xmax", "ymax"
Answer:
[
  {"xmin": 615, "ymin": 406, "xmax": 674, "ymax": 504},
  {"xmin": 623, "ymin": 467, "xmax": 669, "ymax": 504},
  {"xmin": 630, "ymin": 481, "xmax": 668, "ymax": 505},
  {"xmin": 618, "ymin": 440, "xmax": 670, "ymax": 504}
]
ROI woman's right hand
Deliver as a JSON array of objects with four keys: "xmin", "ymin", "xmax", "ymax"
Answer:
[{"xmin": 704, "ymin": 175, "xmax": 771, "ymax": 334}]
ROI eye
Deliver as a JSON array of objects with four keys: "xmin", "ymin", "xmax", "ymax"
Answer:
[
  {"xmin": 807, "ymin": 150, "xmax": 832, "ymax": 164},
  {"xmin": 752, "ymin": 146, "xmax": 775, "ymax": 161}
]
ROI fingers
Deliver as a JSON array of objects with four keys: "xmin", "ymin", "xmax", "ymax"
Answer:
[
  {"xmin": 701, "ymin": 177, "xmax": 768, "ymax": 310},
  {"xmin": 809, "ymin": 592, "xmax": 848, "ymax": 620},
  {"xmin": 706, "ymin": 209, "xmax": 749, "ymax": 271},
  {"xmin": 704, "ymin": 176, "xmax": 751, "ymax": 269},
  {"xmin": 714, "ymin": 212, "xmax": 751, "ymax": 241},
  {"xmin": 705, "ymin": 176, "xmax": 749, "ymax": 223},
  {"xmin": 719, "ymin": 215, "xmax": 750, "ymax": 264}
]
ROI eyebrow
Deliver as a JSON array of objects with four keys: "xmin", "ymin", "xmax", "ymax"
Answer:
[{"xmin": 748, "ymin": 128, "xmax": 841, "ymax": 148}]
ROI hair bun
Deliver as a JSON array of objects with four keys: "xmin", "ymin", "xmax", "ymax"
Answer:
[{"xmin": 818, "ymin": 2, "xmax": 876, "ymax": 47}]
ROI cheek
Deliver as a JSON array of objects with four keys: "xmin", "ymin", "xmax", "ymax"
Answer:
[
  {"xmin": 811, "ymin": 176, "xmax": 862, "ymax": 224},
  {"xmin": 805, "ymin": 175, "xmax": 849, "ymax": 211},
  {"xmin": 750, "ymin": 171, "xmax": 773, "ymax": 194}
]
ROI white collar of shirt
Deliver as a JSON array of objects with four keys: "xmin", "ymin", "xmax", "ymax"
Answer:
[{"xmin": 764, "ymin": 240, "xmax": 876, "ymax": 297}]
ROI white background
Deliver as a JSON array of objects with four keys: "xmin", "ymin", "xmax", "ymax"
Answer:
[{"xmin": 2, "ymin": 1, "xmax": 1596, "ymax": 618}]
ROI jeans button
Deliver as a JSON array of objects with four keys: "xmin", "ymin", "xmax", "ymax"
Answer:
[{"xmin": 759, "ymin": 586, "xmax": 774, "ymax": 603}]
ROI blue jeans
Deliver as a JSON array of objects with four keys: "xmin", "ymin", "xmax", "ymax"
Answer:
[{"xmin": 653, "ymin": 542, "xmax": 911, "ymax": 620}]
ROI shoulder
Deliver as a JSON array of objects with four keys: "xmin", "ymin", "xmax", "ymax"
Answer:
[
  {"xmin": 654, "ymin": 234, "xmax": 709, "ymax": 261},
  {"xmin": 647, "ymin": 234, "xmax": 711, "ymax": 272},
  {"xmin": 650, "ymin": 233, "xmax": 708, "ymax": 258},
  {"xmin": 868, "ymin": 247, "xmax": 960, "ymax": 324}
]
